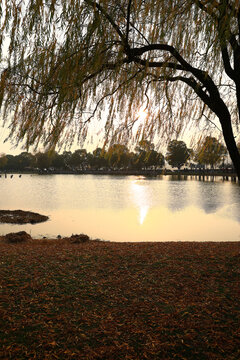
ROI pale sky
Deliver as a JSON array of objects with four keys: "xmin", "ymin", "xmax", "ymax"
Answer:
[
  {"xmin": 0, "ymin": 126, "xmax": 20, "ymax": 155},
  {"xmin": 0, "ymin": 122, "xmax": 218, "ymax": 156},
  {"xmin": 0, "ymin": 107, "xmax": 229, "ymax": 156},
  {"xmin": 0, "ymin": 123, "xmax": 105, "ymax": 155}
]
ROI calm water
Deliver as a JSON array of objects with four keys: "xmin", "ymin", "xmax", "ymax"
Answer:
[{"xmin": 0, "ymin": 174, "xmax": 240, "ymax": 241}]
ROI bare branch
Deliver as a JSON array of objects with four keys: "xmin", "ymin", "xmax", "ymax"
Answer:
[
  {"xmin": 126, "ymin": 0, "xmax": 132, "ymax": 45},
  {"xmin": 86, "ymin": 68, "xmax": 143, "ymax": 122},
  {"xmin": 194, "ymin": 0, "xmax": 219, "ymax": 21},
  {"xmin": 129, "ymin": 21, "xmax": 150, "ymax": 46},
  {"xmin": 84, "ymin": 0, "xmax": 128, "ymax": 49}
]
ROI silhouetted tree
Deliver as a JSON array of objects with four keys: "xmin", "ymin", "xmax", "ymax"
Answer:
[
  {"xmin": 195, "ymin": 136, "xmax": 227, "ymax": 168},
  {"xmin": 35, "ymin": 152, "xmax": 52, "ymax": 170},
  {"xmin": 134, "ymin": 140, "xmax": 165, "ymax": 169},
  {"xmin": 166, "ymin": 140, "xmax": 190, "ymax": 169},
  {"xmin": 4, "ymin": 155, "xmax": 19, "ymax": 170},
  {"xmin": 105, "ymin": 144, "xmax": 130, "ymax": 169},
  {"xmin": 16, "ymin": 152, "xmax": 36, "ymax": 170},
  {"xmin": 62, "ymin": 151, "xmax": 73, "ymax": 169},
  {"xmin": 90, "ymin": 148, "xmax": 107, "ymax": 169},
  {"xmin": 0, "ymin": 154, "xmax": 8, "ymax": 169},
  {"xmin": 51, "ymin": 152, "xmax": 66, "ymax": 169},
  {"xmin": 69, "ymin": 149, "xmax": 88, "ymax": 170},
  {"xmin": 144, "ymin": 150, "xmax": 165, "ymax": 169}
]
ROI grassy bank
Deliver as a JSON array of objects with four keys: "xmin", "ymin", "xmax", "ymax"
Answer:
[{"xmin": 1, "ymin": 239, "xmax": 240, "ymax": 359}]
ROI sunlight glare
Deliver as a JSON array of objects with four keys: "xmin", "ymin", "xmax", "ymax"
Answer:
[
  {"xmin": 139, "ymin": 205, "xmax": 149, "ymax": 225},
  {"xmin": 130, "ymin": 179, "xmax": 150, "ymax": 225},
  {"xmin": 136, "ymin": 108, "xmax": 148, "ymax": 123}
]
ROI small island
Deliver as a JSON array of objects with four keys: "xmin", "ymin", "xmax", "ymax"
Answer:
[{"xmin": 0, "ymin": 209, "xmax": 49, "ymax": 224}]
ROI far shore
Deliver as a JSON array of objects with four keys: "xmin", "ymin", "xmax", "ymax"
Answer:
[{"xmin": 0, "ymin": 167, "xmax": 238, "ymax": 180}]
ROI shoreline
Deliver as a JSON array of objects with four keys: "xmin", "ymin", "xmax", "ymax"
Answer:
[
  {"xmin": 1, "ymin": 168, "xmax": 238, "ymax": 178},
  {"xmin": 1, "ymin": 233, "xmax": 240, "ymax": 244},
  {"xmin": 1, "ymin": 234, "xmax": 240, "ymax": 244}
]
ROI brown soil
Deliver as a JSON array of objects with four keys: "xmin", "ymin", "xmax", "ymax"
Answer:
[
  {"xmin": 0, "ymin": 209, "xmax": 49, "ymax": 224},
  {"xmin": 1, "ymin": 240, "xmax": 240, "ymax": 359}
]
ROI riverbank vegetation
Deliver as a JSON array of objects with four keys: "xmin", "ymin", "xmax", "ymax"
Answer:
[
  {"xmin": 0, "ymin": 137, "xmax": 232, "ymax": 173},
  {"xmin": 1, "ymin": 239, "xmax": 239, "ymax": 359}
]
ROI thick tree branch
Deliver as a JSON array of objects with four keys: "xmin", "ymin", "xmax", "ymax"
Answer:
[
  {"xmin": 126, "ymin": 0, "xmax": 132, "ymax": 45},
  {"xmin": 156, "ymin": 74, "xmax": 214, "ymax": 111},
  {"xmin": 221, "ymin": 46, "xmax": 235, "ymax": 80},
  {"xmin": 154, "ymin": 74, "xmax": 231, "ymax": 127},
  {"xmin": 132, "ymin": 57, "xmax": 185, "ymax": 71},
  {"xmin": 130, "ymin": 44, "xmax": 203, "ymax": 76},
  {"xmin": 197, "ymin": 0, "xmax": 240, "ymax": 56},
  {"xmin": 83, "ymin": 0, "xmax": 227, "ymax": 107},
  {"xmin": 130, "ymin": 43, "xmax": 220, "ymax": 98},
  {"xmin": 80, "ymin": 58, "xmax": 130, "ymax": 84},
  {"xmin": 238, "ymin": 8, "xmax": 240, "ymax": 40}
]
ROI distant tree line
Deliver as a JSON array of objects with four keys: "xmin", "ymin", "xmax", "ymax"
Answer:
[{"xmin": 0, "ymin": 137, "xmax": 236, "ymax": 173}]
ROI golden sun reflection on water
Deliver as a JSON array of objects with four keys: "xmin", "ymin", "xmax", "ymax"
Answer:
[
  {"xmin": 29, "ymin": 206, "xmax": 240, "ymax": 241},
  {"xmin": 0, "ymin": 175, "xmax": 240, "ymax": 241},
  {"xmin": 129, "ymin": 178, "xmax": 151, "ymax": 225},
  {"xmin": 139, "ymin": 206, "xmax": 149, "ymax": 225},
  {"xmin": 1, "ymin": 205, "xmax": 240, "ymax": 241}
]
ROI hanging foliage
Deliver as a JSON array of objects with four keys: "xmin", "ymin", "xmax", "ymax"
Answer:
[{"xmin": 0, "ymin": 0, "xmax": 240, "ymax": 177}]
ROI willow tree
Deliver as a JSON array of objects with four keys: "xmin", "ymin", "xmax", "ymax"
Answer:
[
  {"xmin": 195, "ymin": 136, "xmax": 227, "ymax": 168},
  {"xmin": 1, "ymin": 0, "xmax": 240, "ymax": 178}
]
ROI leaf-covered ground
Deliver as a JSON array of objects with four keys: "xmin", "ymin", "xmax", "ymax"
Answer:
[{"xmin": 1, "ymin": 239, "xmax": 240, "ymax": 359}]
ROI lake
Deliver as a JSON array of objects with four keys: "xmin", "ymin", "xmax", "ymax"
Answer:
[{"xmin": 0, "ymin": 174, "xmax": 240, "ymax": 241}]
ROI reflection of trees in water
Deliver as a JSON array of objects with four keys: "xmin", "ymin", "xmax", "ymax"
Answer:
[
  {"xmin": 197, "ymin": 184, "xmax": 223, "ymax": 214},
  {"xmin": 92, "ymin": 176, "xmax": 130, "ymax": 209},
  {"xmin": 166, "ymin": 181, "xmax": 189, "ymax": 212},
  {"xmin": 220, "ymin": 203, "xmax": 240, "ymax": 223},
  {"xmin": 229, "ymin": 185, "xmax": 240, "ymax": 223},
  {"xmin": 195, "ymin": 182, "xmax": 240, "ymax": 216},
  {"xmin": 165, "ymin": 179, "xmax": 240, "ymax": 216},
  {"xmin": 217, "ymin": 184, "xmax": 240, "ymax": 223}
]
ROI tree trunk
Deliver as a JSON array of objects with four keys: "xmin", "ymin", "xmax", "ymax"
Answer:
[{"xmin": 219, "ymin": 115, "xmax": 240, "ymax": 182}]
